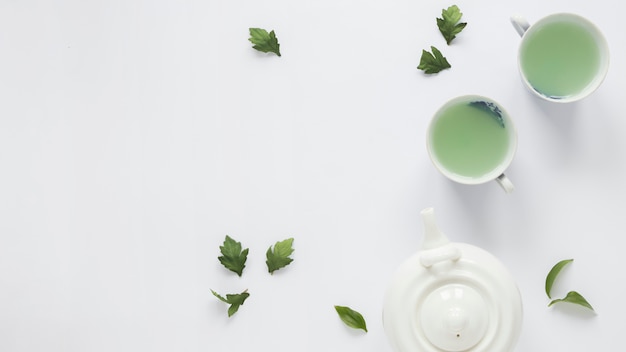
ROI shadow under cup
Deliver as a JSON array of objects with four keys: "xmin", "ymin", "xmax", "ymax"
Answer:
[
  {"xmin": 427, "ymin": 96, "xmax": 517, "ymax": 189},
  {"xmin": 517, "ymin": 13, "xmax": 609, "ymax": 102}
]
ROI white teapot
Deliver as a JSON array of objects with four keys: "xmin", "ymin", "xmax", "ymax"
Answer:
[{"xmin": 383, "ymin": 208, "xmax": 523, "ymax": 352}]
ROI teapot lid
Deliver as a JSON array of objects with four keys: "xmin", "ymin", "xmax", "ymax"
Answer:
[{"xmin": 383, "ymin": 208, "xmax": 522, "ymax": 352}]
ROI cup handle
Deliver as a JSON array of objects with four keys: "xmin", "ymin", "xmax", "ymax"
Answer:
[
  {"xmin": 496, "ymin": 174, "xmax": 514, "ymax": 193},
  {"xmin": 510, "ymin": 15, "xmax": 530, "ymax": 37}
]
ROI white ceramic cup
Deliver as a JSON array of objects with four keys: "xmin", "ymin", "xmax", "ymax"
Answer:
[
  {"xmin": 511, "ymin": 13, "xmax": 609, "ymax": 103},
  {"xmin": 426, "ymin": 95, "xmax": 517, "ymax": 193}
]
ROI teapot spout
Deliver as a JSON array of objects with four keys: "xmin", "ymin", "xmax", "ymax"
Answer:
[{"xmin": 420, "ymin": 208, "xmax": 451, "ymax": 250}]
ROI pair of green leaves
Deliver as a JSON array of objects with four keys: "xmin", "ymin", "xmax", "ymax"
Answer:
[
  {"xmin": 249, "ymin": 28, "xmax": 281, "ymax": 57},
  {"xmin": 218, "ymin": 235, "xmax": 295, "ymax": 276},
  {"xmin": 418, "ymin": 5, "xmax": 467, "ymax": 74},
  {"xmin": 213, "ymin": 236, "xmax": 295, "ymax": 317},
  {"xmin": 545, "ymin": 259, "xmax": 594, "ymax": 311}
]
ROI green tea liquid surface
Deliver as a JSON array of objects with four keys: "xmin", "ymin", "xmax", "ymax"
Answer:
[
  {"xmin": 431, "ymin": 101, "xmax": 510, "ymax": 179},
  {"xmin": 520, "ymin": 19, "xmax": 601, "ymax": 99}
]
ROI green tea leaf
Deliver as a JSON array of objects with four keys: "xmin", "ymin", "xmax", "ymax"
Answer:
[
  {"xmin": 469, "ymin": 101, "xmax": 505, "ymax": 128},
  {"xmin": 437, "ymin": 5, "xmax": 467, "ymax": 45},
  {"xmin": 266, "ymin": 238, "xmax": 294, "ymax": 274},
  {"xmin": 218, "ymin": 235, "xmax": 249, "ymax": 277},
  {"xmin": 248, "ymin": 28, "xmax": 281, "ymax": 56},
  {"xmin": 211, "ymin": 289, "xmax": 250, "ymax": 317},
  {"xmin": 545, "ymin": 259, "xmax": 573, "ymax": 298},
  {"xmin": 417, "ymin": 46, "xmax": 451, "ymax": 74},
  {"xmin": 549, "ymin": 291, "xmax": 594, "ymax": 311},
  {"xmin": 334, "ymin": 305, "xmax": 368, "ymax": 332}
]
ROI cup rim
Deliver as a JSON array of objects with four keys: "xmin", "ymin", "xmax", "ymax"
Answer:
[
  {"xmin": 426, "ymin": 95, "xmax": 518, "ymax": 185},
  {"xmin": 517, "ymin": 12, "xmax": 610, "ymax": 103}
]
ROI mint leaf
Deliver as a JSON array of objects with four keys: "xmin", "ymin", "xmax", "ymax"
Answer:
[
  {"xmin": 211, "ymin": 289, "xmax": 250, "ymax": 317},
  {"xmin": 266, "ymin": 238, "xmax": 294, "ymax": 274},
  {"xmin": 417, "ymin": 46, "xmax": 451, "ymax": 74},
  {"xmin": 549, "ymin": 291, "xmax": 594, "ymax": 311},
  {"xmin": 437, "ymin": 5, "xmax": 467, "ymax": 45},
  {"xmin": 545, "ymin": 258, "xmax": 573, "ymax": 298},
  {"xmin": 248, "ymin": 28, "xmax": 281, "ymax": 56},
  {"xmin": 218, "ymin": 235, "xmax": 249, "ymax": 277},
  {"xmin": 334, "ymin": 305, "xmax": 368, "ymax": 332}
]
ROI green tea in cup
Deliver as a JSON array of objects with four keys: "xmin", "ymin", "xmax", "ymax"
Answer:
[
  {"xmin": 427, "ymin": 95, "xmax": 517, "ymax": 193},
  {"xmin": 512, "ymin": 13, "xmax": 609, "ymax": 102}
]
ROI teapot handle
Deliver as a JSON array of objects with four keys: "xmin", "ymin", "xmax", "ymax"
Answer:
[
  {"xmin": 420, "ymin": 245, "xmax": 462, "ymax": 267},
  {"xmin": 420, "ymin": 208, "xmax": 450, "ymax": 249},
  {"xmin": 419, "ymin": 208, "xmax": 462, "ymax": 267}
]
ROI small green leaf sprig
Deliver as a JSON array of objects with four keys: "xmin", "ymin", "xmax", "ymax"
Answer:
[
  {"xmin": 218, "ymin": 235, "xmax": 249, "ymax": 277},
  {"xmin": 437, "ymin": 5, "xmax": 467, "ymax": 45},
  {"xmin": 248, "ymin": 28, "xmax": 281, "ymax": 56},
  {"xmin": 417, "ymin": 5, "xmax": 467, "ymax": 74},
  {"xmin": 334, "ymin": 305, "xmax": 368, "ymax": 333},
  {"xmin": 211, "ymin": 289, "xmax": 250, "ymax": 317},
  {"xmin": 545, "ymin": 258, "xmax": 595, "ymax": 311},
  {"xmin": 418, "ymin": 46, "xmax": 451, "ymax": 74},
  {"xmin": 266, "ymin": 238, "xmax": 295, "ymax": 274},
  {"xmin": 211, "ymin": 235, "xmax": 295, "ymax": 317}
]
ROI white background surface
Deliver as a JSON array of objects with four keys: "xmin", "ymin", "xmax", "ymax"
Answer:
[{"xmin": 0, "ymin": 0, "xmax": 624, "ymax": 351}]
